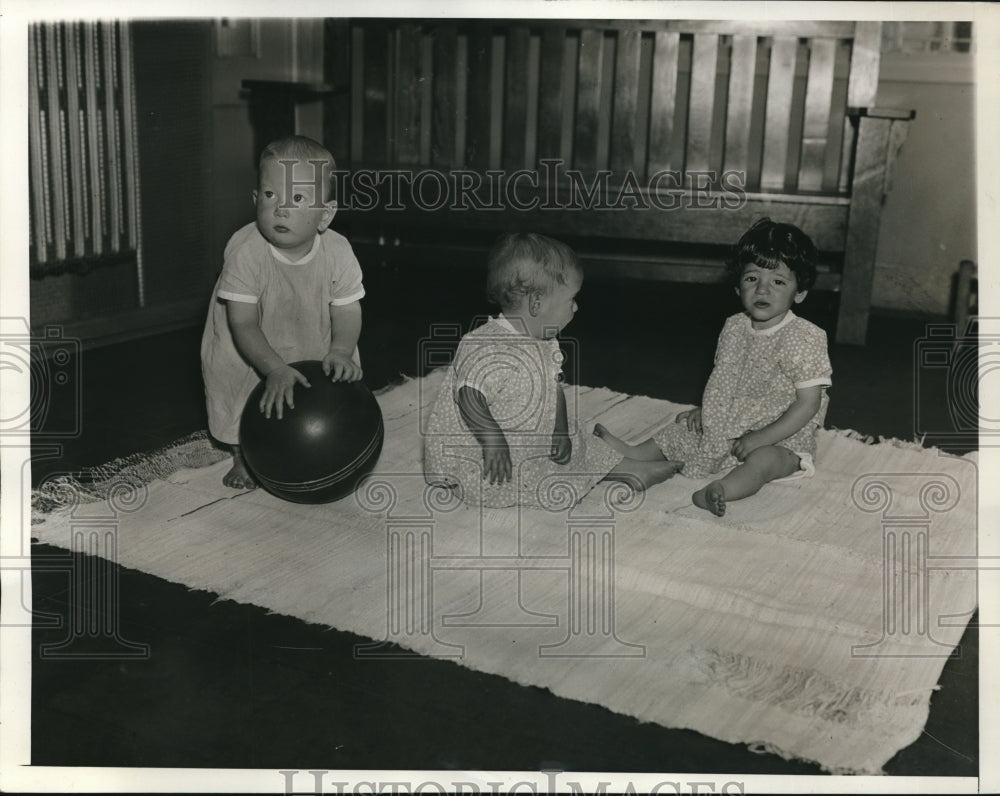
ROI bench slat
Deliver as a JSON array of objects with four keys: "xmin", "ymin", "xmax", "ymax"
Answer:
[
  {"xmin": 724, "ymin": 35, "xmax": 757, "ymax": 186},
  {"xmin": 430, "ymin": 26, "xmax": 458, "ymax": 167},
  {"xmin": 823, "ymin": 47, "xmax": 849, "ymax": 193},
  {"xmin": 575, "ymin": 29, "xmax": 604, "ymax": 171},
  {"xmin": 687, "ymin": 33, "xmax": 719, "ymax": 177},
  {"xmin": 359, "ymin": 23, "xmax": 390, "ymax": 164},
  {"xmin": 323, "ymin": 20, "xmax": 351, "ymax": 163},
  {"xmin": 840, "ymin": 22, "xmax": 883, "ymax": 193},
  {"xmin": 761, "ymin": 36, "xmax": 797, "ymax": 192},
  {"xmin": 847, "ymin": 21, "xmax": 881, "ymax": 107},
  {"xmin": 610, "ymin": 28, "xmax": 642, "ymax": 175},
  {"xmin": 464, "ymin": 23, "xmax": 492, "ymax": 170},
  {"xmin": 798, "ymin": 38, "xmax": 836, "ymax": 192},
  {"xmin": 350, "ymin": 26, "xmax": 365, "ymax": 162},
  {"xmin": 537, "ymin": 26, "xmax": 566, "ymax": 164},
  {"xmin": 648, "ymin": 30, "xmax": 680, "ymax": 176},
  {"xmin": 502, "ymin": 26, "xmax": 530, "ymax": 170},
  {"xmin": 394, "ymin": 24, "xmax": 422, "ymax": 165}
]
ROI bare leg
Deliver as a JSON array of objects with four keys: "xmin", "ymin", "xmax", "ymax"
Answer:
[
  {"xmin": 222, "ymin": 445, "xmax": 257, "ymax": 489},
  {"xmin": 604, "ymin": 456, "xmax": 684, "ymax": 490},
  {"xmin": 593, "ymin": 423, "xmax": 667, "ymax": 461},
  {"xmin": 692, "ymin": 445, "xmax": 799, "ymax": 516}
]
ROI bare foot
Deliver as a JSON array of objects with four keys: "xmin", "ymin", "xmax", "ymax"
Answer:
[
  {"xmin": 606, "ymin": 457, "xmax": 684, "ymax": 490},
  {"xmin": 593, "ymin": 423, "xmax": 631, "ymax": 456},
  {"xmin": 222, "ymin": 455, "xmax": 257, "ymax": 490},
  {"xmin": 594, "ymin": 424, "xmax": 667, "ymax": 462},
  {"xmin": 693, "ymin": 481, "xmax": 726, "ymax": 516}
]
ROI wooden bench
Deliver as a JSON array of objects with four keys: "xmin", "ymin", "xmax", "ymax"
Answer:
[{"xmin": 244, "ymin": 19, "xmax": 914, "ymax": 344}]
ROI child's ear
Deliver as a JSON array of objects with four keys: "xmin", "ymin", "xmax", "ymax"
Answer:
[
  {"xmin": 527, "ymin": 291, "xmax": 543, "ymax": 317},
  {"xmin": 317, "ymin": 201, "xmax": 337, "ymax": 232},
  {"xmin": 793, "ymin": 290, "xmax": 808, "ymax": 304},
  {"xmin": 251, "ymin": 189, "xmax": 259, "ymax": 207}
]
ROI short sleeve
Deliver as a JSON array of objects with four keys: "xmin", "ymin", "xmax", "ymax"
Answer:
[
  {"xmin": 325, "ymin": 234, "xmax": 366, "ymax": 306},
  {"xmin": 781, "ymin": 322, "xmax": 832, "ymax": 389},
  {"xmin": 217, "ymin": 236, "xmax": 262, "ymax": 304}
]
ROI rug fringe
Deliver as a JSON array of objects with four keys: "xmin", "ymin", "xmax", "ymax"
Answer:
[
  {"xmin": 690, "ymin": 646, "xmax": 929, "ymax": 728},
  {"xmin": 31, "ymin": 431, "xmax": 227, "ymax": 516},
  {"xmin": 747, "ymin": 741, "xmax": 883, "ymax": 776},
  {"xmin": 827, "ymin": 426, "xmax": 970, "ymax": 457},
  {"xmin": 374, "ymin": 372, "xmax": 415, "ymax": 395}
]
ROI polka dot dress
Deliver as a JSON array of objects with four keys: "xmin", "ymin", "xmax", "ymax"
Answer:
[
  {"xmin": 423, "ymin": 316, "xmax": 622, "ymax": 508},
  {"xmin": 653, "ymin": 311, "xmax": 832, "ymax": 479}
]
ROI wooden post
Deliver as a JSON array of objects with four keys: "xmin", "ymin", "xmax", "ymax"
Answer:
[{"xmin": 837, "ymin": 110, "xmax": 913, "ymax": 345}]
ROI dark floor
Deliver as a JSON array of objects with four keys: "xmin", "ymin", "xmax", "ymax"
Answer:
[{"xmin": 27, "ymin": 258, "xmax": 978, "ymax": 778}]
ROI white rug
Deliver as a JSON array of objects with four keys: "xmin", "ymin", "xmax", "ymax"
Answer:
[{"xmin": 30, "ymin": 370, "xmax": 978, "ymax": 774}]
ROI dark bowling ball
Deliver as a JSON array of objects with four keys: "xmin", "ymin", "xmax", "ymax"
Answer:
[{"xmin": 239, "ymin": 360, "xmax": 384, "ymax": 504}]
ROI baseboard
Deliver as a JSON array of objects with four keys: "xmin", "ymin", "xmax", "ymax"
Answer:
[{"xmin": 32, "ymin": 297, "xmax": 208, "ymax": 352}]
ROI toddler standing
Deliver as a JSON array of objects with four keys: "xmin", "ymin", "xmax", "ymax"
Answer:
[{"xmin": 201, "ymin": 135, "xmax": 365, "ymax": 488}]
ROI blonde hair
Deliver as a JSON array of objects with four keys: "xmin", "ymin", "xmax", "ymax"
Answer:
[
  {"xmin": 486, "ymin": 233, "xmax": 581, "ymax": 311},
  {"xmin": 258, "ymin": 135, "xmax": 337, "ymax": 202}
]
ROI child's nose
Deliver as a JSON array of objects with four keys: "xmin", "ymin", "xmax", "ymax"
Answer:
[{"xmin": 274, "ymin": 202, "xmax": 290, "ymax": 217}]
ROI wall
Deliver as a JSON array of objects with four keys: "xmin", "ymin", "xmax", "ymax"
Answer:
[
  {"xmin": 871, "ymin": 53, "xmax": 976, "ymax": 317},
  {"xmin": 209, "ymin": 19, "xmax": 325, "ymax": 271}
]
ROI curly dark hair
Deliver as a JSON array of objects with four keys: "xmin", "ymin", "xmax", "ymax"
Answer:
[{"xmin": 725, "ymin": 218, "xmax": 818, "ymax": 292}]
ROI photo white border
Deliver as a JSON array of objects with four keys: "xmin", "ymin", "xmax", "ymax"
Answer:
[{"xmin": 1, "ymin": 1, "xmax": 996, "ymax": 793}]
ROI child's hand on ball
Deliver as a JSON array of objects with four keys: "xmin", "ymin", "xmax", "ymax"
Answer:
[
  {"xmin": 323, "ymin": 351, "xmax": 363, "ymax": 382},
  {"xmin": 260, "ymin": 365, "xmax": 311, "ymax": 419}
]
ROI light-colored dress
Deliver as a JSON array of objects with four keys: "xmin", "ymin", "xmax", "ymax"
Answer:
[
  {"xmin": 200, "ymin": 222, "xmax": 365, "ymax": 445},
  {"xmin": 423, "ymin": 315, "xmax": 622, "ymax": 508},
  {"xmin": 654, "ymin": 311, "xmax": 832, "ymax": 479}
]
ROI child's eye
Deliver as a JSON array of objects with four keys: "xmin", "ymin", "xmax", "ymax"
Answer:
[{"xmin": 293, "ymin": 193, "xmax": 306, "ymax": 203}]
